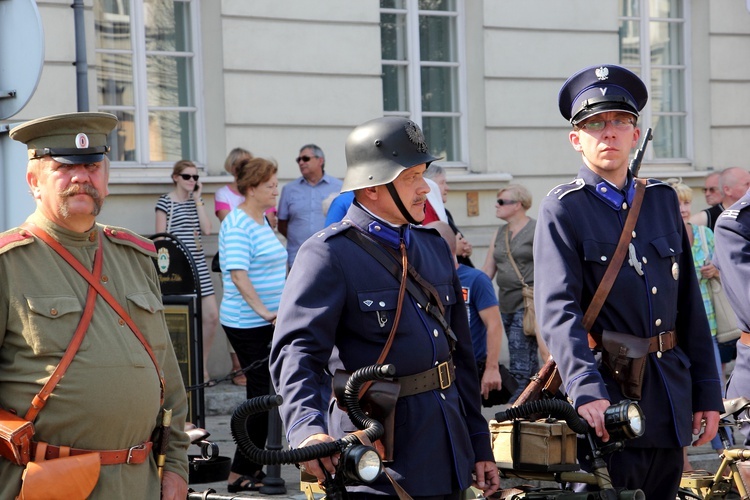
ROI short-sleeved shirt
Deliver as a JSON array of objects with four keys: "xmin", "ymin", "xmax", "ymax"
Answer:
[
  {"xmin": 324, "ymin": 191, "xmax": 355, "ymax": 226},
  {"xmin": 457, "ymin": 264, "xmax": 499, "ymax": 361},
  {"xmin": 277, "ymin": 174, "xmax": 342, "ymax": 266},
  {"xmin": 219, "ymin": 208, "xmax": 287, "ymax": 328},
  {"xmin": 214, "ymin": 184, "xmax": 245, "ymax": 216},
  {"xmin": 155, "ymin": 195, "xmax": 214, "ymax": 296}
]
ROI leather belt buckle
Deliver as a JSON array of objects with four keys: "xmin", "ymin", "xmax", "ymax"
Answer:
[
  {"xmin": 127, "ymin": 443, "xmax": 146, "ymax": 464},
  {"xmin": 437, "ymin": 361, "xmax": 451, "ymax": 390},
  {"xmin": 657, "ymin": 333, "xmax": 665, "ymax": 358}
]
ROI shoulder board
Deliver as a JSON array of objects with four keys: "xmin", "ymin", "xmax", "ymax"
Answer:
[
  {"xmin": 314, "ymin": 220, "xmax": 355, "ymax": 242},
  {"xmin": 547, "ymin": 178, "xmax": 585, "ymax": 200},
  {"xmin": 644, "ymin": 178, "xmax": 668, "ymax": 188},
  {"xmin": 0, "ymin": 228, "xmax": 35, "ymax": 256},
  {"xmin": 102, "ymin": 225, "xmax": 157, "ymax": 256}
]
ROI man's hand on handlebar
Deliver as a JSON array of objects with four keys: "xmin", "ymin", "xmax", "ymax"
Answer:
[
  {"xmin": 473, "ymin": 460, "xmax": 500, "ymax": 497},
  {"xmin": 299, "ymin": 433, "xmax": 339, "ymax": 482},
  {"xmin": 692, "ymin": 410, "xmax": 720, "ymax": 446},
  {"xmin": 578, "ymin": 399, "xmax": 612, "ymax": 442}
]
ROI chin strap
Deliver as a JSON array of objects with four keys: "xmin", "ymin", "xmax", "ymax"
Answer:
[{"xmin": 385, "ymin": 182, "xmax": 422, "ymax": 226}]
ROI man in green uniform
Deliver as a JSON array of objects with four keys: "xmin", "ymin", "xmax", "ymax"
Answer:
[{"xmin": 0, "ymin": 112, "xmax": 189, "ymax": 499}]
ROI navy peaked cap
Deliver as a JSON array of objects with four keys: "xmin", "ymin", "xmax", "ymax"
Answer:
[{"xmin": 558, "ymin": 64, "xmax": 648, "ymax": 125}]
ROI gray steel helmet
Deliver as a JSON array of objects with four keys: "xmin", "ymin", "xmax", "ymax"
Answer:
[{"xmin": 341, "ymin": 117, "xmax": 440, "ymax": 192}]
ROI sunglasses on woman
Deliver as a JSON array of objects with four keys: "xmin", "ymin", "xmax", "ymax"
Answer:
[
  {"xmin": 496, "ymin": 199, "xmax": 518, "ymax": 206},
  {"xmin": 179, "ymin": 174, "xmax": 200, "ymax": 181}
]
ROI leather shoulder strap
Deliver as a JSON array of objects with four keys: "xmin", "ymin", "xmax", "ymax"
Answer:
[
  {"xmin": 583, "ymin": 178, "xmax": 646, "ymax": 332},
  {"xmin": 504, "ymin": 225, "xmax": 527, "ymax": 287},
  {"xmin": 25, "ymin": 239, "xmax": 102, "ymax": 422},
  {"xmin": 22, "ymin": 223, "xmax": 165, "ymax": 405}
]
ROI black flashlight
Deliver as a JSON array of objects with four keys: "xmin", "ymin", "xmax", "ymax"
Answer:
[{"xmin": 603, "ymin": 400, "xmax": 645, "ymax": 440}]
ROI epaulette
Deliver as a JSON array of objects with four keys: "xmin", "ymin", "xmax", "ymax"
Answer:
[
  {"xmin": 644, "ymin": 177, "xmax": 669, "ymax": 189},
  {"xmin": 313, "ymin": 220, "xmax": 355, "ymax": 242},
  {"xmin": 0, "ymin": 228, "xmax": 35, "ymax": 256},
  {"xmin": 102, "ymin": 225, "xmax": 157, "ymax": 257},
  {"xmin": 547, "ymin": 178, "xmax": 585, "ymax": 200}
]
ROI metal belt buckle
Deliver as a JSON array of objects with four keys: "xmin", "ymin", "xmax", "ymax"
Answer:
[
  {"xmin": 437, "ymin": 361, "xmax": 451, "ymax": 390},
  {"xmin": 657, "ymin": 332, "xmax": 665, "ymax": 358},
  {"xmin": 126, "ymin": 443, "xmax": 146, "ymax": 464}
]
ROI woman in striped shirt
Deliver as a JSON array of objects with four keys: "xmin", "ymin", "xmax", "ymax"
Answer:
[
  {"xmin": 155, "ymin": 160, "xmax": 220, "ymax": 384},
  {"xmin": 218, "ymin": 157, "xmax": 287, "ymax": 492}
]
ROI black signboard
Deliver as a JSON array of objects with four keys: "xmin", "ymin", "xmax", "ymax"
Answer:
[{"xmin": 151, "ymin": 233, "xmax": 205, "ymax": 427}]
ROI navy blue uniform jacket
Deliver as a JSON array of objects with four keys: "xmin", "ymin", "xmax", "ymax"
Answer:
[
  {"xmin": 713, "ymin": 192, "xmax": 750, "ymax": 411},
  {"xmin": 270, "ymin": 202, "xmax": 492, "ymax": 495},
  {"xmin": 534, "ymin": 167, "xmax": 723, "ymax": 448}
]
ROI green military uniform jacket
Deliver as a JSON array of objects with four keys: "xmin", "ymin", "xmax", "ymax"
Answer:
[{"xmin": 0, "ymin": 211, "xmax": 189, "ymax": 499}]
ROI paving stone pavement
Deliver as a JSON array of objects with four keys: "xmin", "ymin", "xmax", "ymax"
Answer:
[{"xmin": 188, "ymin": 380, "xmax": 724, "ymax": 499}]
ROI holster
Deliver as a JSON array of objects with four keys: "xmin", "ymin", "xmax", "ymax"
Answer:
[
  {"xmin": 600, "ymin": 330, "xmax": 649, "ymax": 400},
  {"xmin": 333, "ymin": 370, "xmax": 400, "ymax": 462},
  {"xmin": 18, "ymin": 445, "xmax": 101, "ymax": 500},
  {"xmin": 0, "ymin": 408, "xmax": 34, "ymax": 466}
]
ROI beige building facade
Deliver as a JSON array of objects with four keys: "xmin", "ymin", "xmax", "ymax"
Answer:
[{"xmin": 1, "ymin": 0, "xmax": 749, "ymax": 372}]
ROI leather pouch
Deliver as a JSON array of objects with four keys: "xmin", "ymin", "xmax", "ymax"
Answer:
[
  {"xmin": 0, "ymin": 408, "xmax": 34, "ymax": 466},
  {"xmin": 18, "ymin": 449, "xmax": 101, "ymax": 500},
  {"xmin": 601, "ymin": 330, "xmax": 649, "ymax": 401},
  {"xmin": 332, "ymin": 370, "xmax": 400, "ymax": 462}
]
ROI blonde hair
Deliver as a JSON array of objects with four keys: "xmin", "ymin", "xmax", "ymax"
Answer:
[
  {"xmin": 497, "ymin": 184, "xmax": 532, "ymax": 210},
  {"xmin": 666, "ymin": 178, "xmax": 693, "ymax": 203},
  {"xmin": 171, "ymin": 159, "xmax": 197, "ymax": 184},
  {"xmin": 224, "ymin": 148, "xmax": 253, "ymax": 177}
]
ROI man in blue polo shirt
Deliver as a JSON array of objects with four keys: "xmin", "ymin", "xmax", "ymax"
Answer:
[
  {"xmin": 427, "ymin": 221, "xmax": 503, "ymax": 402},
  {"xmin": 278, "ymin": 144, "xmax": 342, "ymax": 268}
]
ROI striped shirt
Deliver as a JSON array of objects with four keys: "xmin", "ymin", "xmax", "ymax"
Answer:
[
  {"xmin": 219, "ymin": 208, "xmax": 287, "ymax": 328},
  {"xmin": 155, "ymin": 194, "xmax": 215, "ymax": 296}
]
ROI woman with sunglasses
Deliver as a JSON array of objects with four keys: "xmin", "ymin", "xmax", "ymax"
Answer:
[
  {"xmin": 155, "ymin": 159, "xmax": 220, "ymax": 385},
  {"xmin": 481, "ymin": 184, "xmax": 549, "ymax": 402}
]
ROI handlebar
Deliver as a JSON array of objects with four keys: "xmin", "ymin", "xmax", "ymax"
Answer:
[{"xmin": 231, "ymin": 364, "xmax": 396, "ymax": 465}]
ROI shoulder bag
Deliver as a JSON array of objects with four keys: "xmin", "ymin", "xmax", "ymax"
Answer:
[
  {"xmin": 698, "ymin": 225, "xmax": 742, "ymax": 344},
  {"xmin": 505, "ymin": 226, "xmax": 536, "ymax": 336}
]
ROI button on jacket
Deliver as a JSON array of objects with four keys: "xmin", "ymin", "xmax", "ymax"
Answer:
[
  {"xmin": 534, "ymin": 166, "xmax": 723, "ymax": 448},
  {"xmin": 270, "ymin": 202, "xmax": 492, "ymax": 496}
]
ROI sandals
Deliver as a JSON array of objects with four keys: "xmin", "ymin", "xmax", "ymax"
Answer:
[{"xmin": 227, "ymin": 471, "xmax": 266, "ymax": 492}]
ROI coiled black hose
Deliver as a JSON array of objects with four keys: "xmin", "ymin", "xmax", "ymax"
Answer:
[
  {"xmin": 231, "ymin": 364, "xmax": 396, "ymax": 465},
  {"xmin": 495, "ymin": 399, "xmax": 589, "ymax": 435}
]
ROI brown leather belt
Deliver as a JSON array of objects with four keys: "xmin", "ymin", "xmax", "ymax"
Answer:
[
  {"xmin": 398, "ymin": 360, "xmax": 455, "ymax": 397},
  {"xmin": 588, "ymin": 330, "xmax": 677, "ymax": 356},
  {"xmin": 741, "ymin": 331, "xmax": 750, "ymax": 347},
  {"xmin": 31, "ymin": 440, "xmax": 152, "ymax": 465}
]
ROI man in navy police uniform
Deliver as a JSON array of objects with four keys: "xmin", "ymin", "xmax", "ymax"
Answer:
[
  {"xmin": 534, "ymin": 64, "xmax": 723, "ymax": 498},
  {"xmin": 270, "ymin": 117, "xmax": 499, "ymax": 499},
  {"xmin": 713, "ymin": 189, "xmax": 750, "ymax": 444}
]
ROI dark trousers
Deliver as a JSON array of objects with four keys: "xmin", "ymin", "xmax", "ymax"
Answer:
[
  {"xmin": 578, "ymin": 444, "xmax": 683, "ymax": 499},
  {"xmin": 222, "ymin": 323, "xmax": 274, "ymax": 477}
]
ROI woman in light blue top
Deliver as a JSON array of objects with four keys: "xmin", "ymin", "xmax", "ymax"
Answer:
[{"xmin": 219, "ymin": 157, "xmax": 287, "ymax": 492}]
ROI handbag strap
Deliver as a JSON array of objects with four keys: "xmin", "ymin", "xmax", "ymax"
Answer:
[
  {"xmin": 22, "ymin": 223, "xmax": 165, "ymax": 405},
  {"xmin": 24, "ymin": 239, "xmax": 102, "ymax": 423},
  {"xmin": 504, "ymin": 225, "xmax": 528, "ymax": 288},
  {"xmin": 583, "ymin": 178, "xmax": 646, "ymax": 331}
]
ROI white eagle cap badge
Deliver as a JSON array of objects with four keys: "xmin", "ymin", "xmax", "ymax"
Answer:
[{"xmin": 595, "ymin": 66, "xmax": 609, "ymax": 81}]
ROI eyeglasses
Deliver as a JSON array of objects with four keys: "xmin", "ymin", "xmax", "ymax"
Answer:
[
  {"xmin": 296, "ymin": 155, "xmax": 318, "ymax": 164},
  {"xmin": 496, "ymin": 199, "xmax": 519, "ymax": 206},
  {"xmin": 702, "ymin": 187, "xmax": 718, "ymax": 193},
  {"xmin": 579, "ymin": 118, "xmax": 635, "ymax": 132},
  {"xmin": 179, "ymin": 174, "xmax": 199, "ymax": 181}
]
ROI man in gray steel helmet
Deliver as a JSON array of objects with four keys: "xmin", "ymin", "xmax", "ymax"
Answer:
[{"xmin": 270, "ymin": 117, "xmax": 499, "ymax": 498}]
